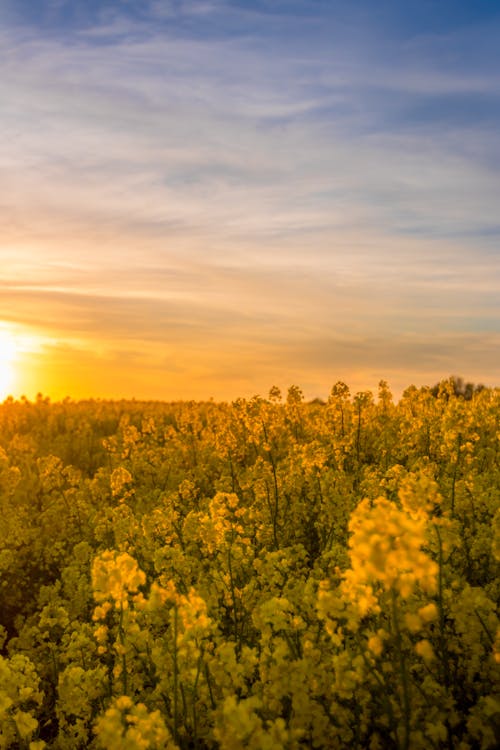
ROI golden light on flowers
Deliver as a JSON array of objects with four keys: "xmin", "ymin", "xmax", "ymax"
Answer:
[
  {"xmin": 94, "ymin": 696, "xmax": 172, "ymax": 749},
  {"xmin": 343, "ymin": 496, "xmax": 439, "ymax": 600},
  {"xmin": 415, "ymin": 639, "xmax": 435, "ymax": 663},
  {"xmin": 92, "ymin": 550, "xmax": 146, "ymax": 608}
]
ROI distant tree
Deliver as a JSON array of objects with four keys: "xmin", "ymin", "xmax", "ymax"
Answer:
[
  {"xmin": 309, "ymin": 397, "xmax": 326, "ymax": 406},
  {"xmin": 430, "ymin": 376, "xmax": 485, "ymax": 400}
]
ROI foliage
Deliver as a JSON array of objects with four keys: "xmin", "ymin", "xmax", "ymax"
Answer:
[{"xmin": 0, "ymin": 379, "xmax": 499, "ymax": 748}]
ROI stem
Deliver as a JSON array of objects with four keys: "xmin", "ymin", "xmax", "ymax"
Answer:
[
  {"xmin": 474, "ymin": 608, "xmax": 495, "ymax": 646},
  {"xmin": 204, "ymin": 663, "xmax": 216, "ymax": 711},
  {"xmin": 262, "ymin": 421, "xmax": 280, "ymax": 548},
  {"xmin": 391, "ymin": 589, "xmax": 410, "ymax": 750},
  {"xmin": 357, "ymin": 638, "xmax": 399, "ymax": 746},
  {"xmin": 434, "ymin": 525, "xmax": 451, "ymax": 688},
  {"xmin": 191, "ymin": 649, "xmax": 203, "ymax": 748},
  {"xmin": 434, "ymin": 525, "xmax": 455, "ymax": 750},
  {"xmin": 227, "ymin": 545, "xmax": 240, "ymax": 653},
  {"xmin": 173, "ymin": 603, "xmax": 179, "ymax": 745},
  {"xmin": 450, "ymin": 433, "xmax": 462, "ymax": 516},
  {"xmin": 228, "ymin": 453, "xmax": 236, "ymax": 493},
  {"xmin": 118, "ymin": 604, "xmax": 128, "ymax": 696},
  {"xmin": 356, "ymin": 404, "xmax": 362, "ymax": 463}
]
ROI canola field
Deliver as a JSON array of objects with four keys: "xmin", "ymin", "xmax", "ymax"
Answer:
[{"xmin": 0, "ymin": 379, "xmax": 499, "ymax": 749}]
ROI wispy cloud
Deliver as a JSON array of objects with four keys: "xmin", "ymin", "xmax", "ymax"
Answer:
[
  {"xmin": 1, "ymin": 0, "xmax": 499, "ymax": 398},
  {"xmin": 3, "ymin": 23, "xmax": 499, "ymax": 245}
]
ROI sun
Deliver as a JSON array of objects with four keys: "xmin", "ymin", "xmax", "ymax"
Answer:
[{"xmin": 0, "ymin": 325, "xmax": 18, "ymax": 399}]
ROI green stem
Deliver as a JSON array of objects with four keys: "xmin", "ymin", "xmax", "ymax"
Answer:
[
  {"xmin": 434, "ymin": 524, "xmax": 455, "ymax": 750},
  {"xmin": 118, "ymin": 604, "xmax": 128, "ymax": 696},
  {"xmin": 191, "ymin": 649, "xmax": 203, "ymax": 748},
  {"xmin": 356, "ymin": 636, "xmax": 398, "ymax": 745},
  {"xmin": 434, "ymin": 525, "xmax": 451, "ymax": 688},
  {"xmin": 227, "ymin": 545, "xmax": 240, "ymax": 653},
  {"xmin": 391, "ymin": 589, "xmax": 410, "ymax": 750},
  {"xmin": 204, "ymin": 663, "xmax": 216, "ymax": 711},
  {"xmin": 474, "ymin": 608, "xmax": 495, "ymax": 646},
  {"xmin": 450, "ymin": 433, "xmax": 462, "ymax": 516},
  {"xmin": 173, "ymin": 603, "xmax": 179, "ymax": 745}
]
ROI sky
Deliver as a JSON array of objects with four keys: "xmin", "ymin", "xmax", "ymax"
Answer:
[{"xmin": 1, "ymin": 0, "xmax": 499, "ymax": 402}]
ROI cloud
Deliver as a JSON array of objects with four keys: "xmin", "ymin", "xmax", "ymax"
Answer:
[
  {"xmin": 2, "ymin": 10, "xmax": 500, "ymax": 251},
  {"xmin": 1, "ymin": 237, "xmax": 497, "ymax": 347},
  {"xmin": 0, "ymin": 1, "xmax": 498, "ymax": 399},
  {"xmin": 21, "ymin": 326, "xmax": 498, "ymax": 403}
]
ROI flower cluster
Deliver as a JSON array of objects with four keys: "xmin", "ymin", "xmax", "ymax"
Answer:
[
  {"xmin": 92, "ymin": 551, "xmax": 146, "ymax": 609},
  {"xmin": 343, "ymin": 496, "xmax": 438, "ymax": 601}
]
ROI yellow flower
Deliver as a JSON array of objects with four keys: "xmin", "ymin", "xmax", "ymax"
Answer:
[
  {"xmin": 14, "ymin": 710, "xmax": 38, "ymax": 739},
  {"xmin": 418, "ymin": 602, "xmax": 438, "ymax": 623},
  {"xmin": 110, "ymin": 466, "xmax": 134, "ymax": 499},
  {"xmin": 367, "ymin": 634, "xmax": 384, "ymax": 657},
  {"xmin": 92, "ymin": 550, "xmax": 146, "ymax": 607},
  {"xmin": 415, "ymin": 639, "xmax": 435, "ymax": 663},
  {"xmin": 94, "ymin": 695, "xmax": 173, "ymax": 749},
  {"xmin": 494, "ymin": 628, "xmax": 500, "ymax": 664},
  {"xmin": 404, "ymin": 613, "xmax": 422, "ymax": 633},
  {"xmin": 344, "ymin": 497, "xmax": 438, "ymax": 601}
]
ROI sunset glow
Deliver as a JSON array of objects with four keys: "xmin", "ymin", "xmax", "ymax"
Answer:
[
  {"xmin": 0, "ymin": 326, "xmax": 16, "ymax": 399},
  {"xmin": 1, "ymin": 1, "xmax": 499, "ymax": 401},
  {"xmin": 0, "ymin": 323, "xmax": 53, "ymax": 400}
]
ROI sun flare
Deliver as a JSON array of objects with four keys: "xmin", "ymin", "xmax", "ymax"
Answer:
[{"xmin": 0, "ymin": 322, "xmax": 60, "ymax": 401}]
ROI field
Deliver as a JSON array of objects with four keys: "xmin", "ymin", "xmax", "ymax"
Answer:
[{"xmin": 0, "ymin": 379, "xmax": 499, "ymax": 749}]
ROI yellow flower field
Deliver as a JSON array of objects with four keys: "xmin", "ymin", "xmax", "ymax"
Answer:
[{"xmin": 0, "ymin": 379, "xmax": 498, "ymax": 749}]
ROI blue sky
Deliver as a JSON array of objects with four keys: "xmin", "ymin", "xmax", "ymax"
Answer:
[{"xmin": 1, "ymin": 0, "xmax": 499, "ymax": 400}]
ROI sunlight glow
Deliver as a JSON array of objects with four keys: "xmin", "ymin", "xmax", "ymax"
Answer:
[
  {"xmin": 0, "ymin": 322, "xmax": 51, "ymax": 401},
  {"xmin": 0, "ymin": 325, "xmax": 17, "ymax": 399}
]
